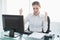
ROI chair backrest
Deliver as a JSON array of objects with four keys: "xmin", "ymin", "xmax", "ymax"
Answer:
[{"xmin": 46, "ymin": 16, "xmax": 51, "ymax": 33}]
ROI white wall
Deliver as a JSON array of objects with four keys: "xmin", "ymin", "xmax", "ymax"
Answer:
[
  {"xmin": 5, "ymin": 0, "xmax": 29, "ymax": 18},
  {"xmin": 0, "ymin": 0, "xmax": 2, "ymax": 31},
  {"xmin": 0, "ymin": 0, "xmax": 4, "ymax": 37}
]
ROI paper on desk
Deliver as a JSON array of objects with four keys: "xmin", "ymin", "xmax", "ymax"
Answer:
[{"xmin": 29, "ymin": 32, "xmax": 45, "ymax": 39}]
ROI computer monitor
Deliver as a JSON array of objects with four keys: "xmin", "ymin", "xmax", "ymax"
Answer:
[{"xmin": 2, "ymin": 15, "xmax": 24, "ymax": 37}]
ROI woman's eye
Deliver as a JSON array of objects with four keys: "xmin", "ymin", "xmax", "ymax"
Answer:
[
  {"xmin": 33, "ymin": 8, "xmax": 35, "ymax": 9},
  {"xmin": 33, "ymin": 8, "xmax": 38, "ymax": 9},
  {"xmin": 36, "ymin": 8, "xmax": 38, "ymax": 9}
]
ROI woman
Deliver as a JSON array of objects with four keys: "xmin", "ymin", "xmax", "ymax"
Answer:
[{"xmin": 19, "ymin": 1, "xmax": 48, "ymax": 33}]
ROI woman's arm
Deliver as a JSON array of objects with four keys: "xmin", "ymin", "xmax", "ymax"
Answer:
[
  {"xmin": 19, "ymin": 8, "xmax": 29, "ymax": 24},
  {"xmin": 42, "ymin": 12, "xmax": 48, "ymax": 32},
  {"xmin": 19, "ymin": 8, "xmax": 23, "ymax": 15}
]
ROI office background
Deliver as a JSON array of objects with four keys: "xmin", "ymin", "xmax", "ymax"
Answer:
[{"xmin": 0, "ymin": 0, "xmax": 60, "ymax": 37}]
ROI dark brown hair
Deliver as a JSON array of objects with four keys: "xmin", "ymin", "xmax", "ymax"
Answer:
[{"xmin": 32, "ymin": 1, "xmax": 40, "ymax": 7}]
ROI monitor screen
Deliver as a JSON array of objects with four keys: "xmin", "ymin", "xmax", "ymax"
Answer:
[{"xmin": 2, "ymin": 15, "xmax": 24, "ymax": 33}]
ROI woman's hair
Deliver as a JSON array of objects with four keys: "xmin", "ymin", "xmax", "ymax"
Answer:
[{"xmin": 32, "ymin": 1, "xmax": 40, "ymax": 7}]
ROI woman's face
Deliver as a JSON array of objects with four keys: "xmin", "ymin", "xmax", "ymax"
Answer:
[{"xmin": 32, "ymin": 5, "xmax": 40, "ymax": 14}]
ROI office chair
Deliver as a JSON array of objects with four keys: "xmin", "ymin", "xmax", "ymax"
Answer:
[{"xmin": 28, "ymin": 16, "xmax": 51, "ymax": 34}]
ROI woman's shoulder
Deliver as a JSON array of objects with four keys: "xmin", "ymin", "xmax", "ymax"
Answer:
[
  {"xmin": 27, "ymin": 13, "xmax": 33, "ymax": 17},
  {"xmin": 25, "ymin": 13, "xmax": 33, "ymax": 18}
]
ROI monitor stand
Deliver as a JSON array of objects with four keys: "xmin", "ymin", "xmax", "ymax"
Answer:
[
  {"xmin": 9, "ymin": 29, "xmax": 14, "ymax": 37},
  {"xmin": 4, "ymin": 30, "xmax": 22, "ymax": 38}
]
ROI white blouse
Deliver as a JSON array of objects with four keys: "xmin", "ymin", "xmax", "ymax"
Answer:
[{"xmin": 24, "ymin": 13, "xmax": 48, "ymax": 32}]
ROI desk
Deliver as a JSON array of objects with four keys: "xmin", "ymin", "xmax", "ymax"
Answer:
[
  {"xmin": 0, "ymin": 31, "xmax": 29, "ymax": 40},
  {"xmin": 0, "ymin": 32, "xmax": 60, "ymax": 40}
]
